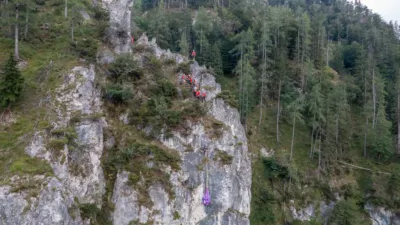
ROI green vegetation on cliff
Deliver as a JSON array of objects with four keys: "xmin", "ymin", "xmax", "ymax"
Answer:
[{"xmin": 1, "ymin": 0, "xmax": 400, "ymax": 224}]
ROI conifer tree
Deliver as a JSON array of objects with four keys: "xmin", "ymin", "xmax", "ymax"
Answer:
[
  {"xmin": 0, "ymin": 53, "xmax": 24, "ymax": 108},
  {"xmin": 179, "ymin": 29, "xmax": 189, "ymax": 57}
]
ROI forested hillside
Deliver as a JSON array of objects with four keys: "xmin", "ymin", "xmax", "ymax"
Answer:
[
  {"xmin": 131, "ymin": 0, "xmax": 400, "ymax": 223},
  {"xmin": 1, "ymin": 0, "xmax": 400, "ymax": 224}
]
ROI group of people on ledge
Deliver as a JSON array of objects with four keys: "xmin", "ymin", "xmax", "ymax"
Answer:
[{"xmin": 180, "ymin": 74, "xmax": 207, "ymax": 102}]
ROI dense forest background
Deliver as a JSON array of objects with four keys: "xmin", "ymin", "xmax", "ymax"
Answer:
[
  {"xmin": 132, "ymin": 0, "xmax": 400, "ymax": 223},
  {"xmin": 1, "ymin": 0, "xmax": 400, "ymax": 224}
]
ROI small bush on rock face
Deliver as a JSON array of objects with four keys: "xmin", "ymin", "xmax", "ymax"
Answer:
[
  {"xmin": 146, "ymin": 56, "xmax": 162, "ymax": 76},
  {"xmin": 70, "ymin": 39, "xmax": 97, "ymax": 61},
  {"xmin": 176, "ymin": 61, "xmax": 191, "ymax": 74},
  {"xmin": 107, "ymin": 142, "xmax": 180, "ymax": 207},
  {"xmin": 216, "ymin": 90, "xmax": 238, "ymax": 108},
  {"xmin": 214, "ymin": 150, "xmax": 233, "ymax": 165},
  {"xmin": 103, "ymin": 84, "xmax": 132, "ymax": 104},
  {"xmin": 108, "ymin": 54, "xmax": 142, "ymax": 83},
  {"xmin": 150, "ymin": 80, "xmax": 178, "ymax": 103}
]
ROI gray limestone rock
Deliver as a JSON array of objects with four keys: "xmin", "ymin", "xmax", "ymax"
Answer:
[
  {"xmin": 102, "ymin": 0, "xmax": 133, "ymax": 54},
  {"xmin": 0, "ymin": 177, "xmax": 85, "ymax": 225}
]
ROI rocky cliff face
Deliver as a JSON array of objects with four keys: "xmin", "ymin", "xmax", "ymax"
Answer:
[
  {"xmin": 0, "ymin": 65, "xmax": 104, "ymax": 224},
  {"xmin": 111, "ymin": 35, "xmax": 252, "ymax": 225},
  {"xmin": 0, "ymin": 2, "xmax": 252, "ymax": 224},
  {"xmin": 102, "ymin": 0, "xmax": 133, "ymax": 55}
]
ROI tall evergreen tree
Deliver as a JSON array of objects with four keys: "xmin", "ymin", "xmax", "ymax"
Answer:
[
  {"xmin": 0, "ymin": 53, "xmax": 24, "ymax": 108},
  {"xmin": 179, "ymin": 29, "xmax": 189, "ymax": 57}
]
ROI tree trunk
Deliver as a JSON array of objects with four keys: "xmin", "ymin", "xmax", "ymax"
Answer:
[
  {"xmin": 71, "ymin": 19, "xmax": 74, "ymax": 42},
  {"xmin": 364, "ymin": 117, "xmax": 368, "ymax": 158},
  {"xmin": 65, "ymin": 0, "xmax": 68, "ymax": 18},
  {"xmin": 200, "ymin": 28, "xmax": 203, "ymax": 54},
  {"xmin": 310, "ymin": 114, "xmax": 316, "ymax": 159},
  {"xmin": 335, "ymin": 112, "xmax": 339, "ymax": 160},
  {"xmin": 259, "ymin": 46, "xmax": 266, "ymax": 128},
  {"xmin": 290, "ymin": 108, "xmax": 297, "ymax": 162},
  {"xmin": 297, "ymin": 28, "xmax": 300, "ymax": 63},
  {"xmin": 372, "ymin": 67, "xmax": 376, "ymax": 128},
  {"xmin": 326, "ymin": 38, "xmax": 329, "ymax": 66},
  {"xmin": 318, "ymin": 132, "xmax": 322, "ymax": 180},
  {"xmin": 397, "ymin": 83, "xmax": 400, "ymax": 153},
  {"xmin": 259, "ymin": 73, "xmax": 264, "ymax": 129},
  {"xmin": 24, "ymin": 7, "xmax": 28, "ymax": 38},
  {"xmin": 276, "ymin": 79, "xmax": 282, "ymax": 144},
  {"xmin": 239, "ymin": 47, "xmax": 243, "ymax": 119},
  {"xmin": 14, "ymin": 5, "xmax": 19, "ymax": 60}
]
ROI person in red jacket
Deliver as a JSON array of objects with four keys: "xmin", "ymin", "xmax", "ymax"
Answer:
[
  {"xmin": 191, "ymin": 50, "xmax": 196, "ymax": 60},
  {"xmin": 189, "ymin": 77, "xmax": 193, "ymax": 85},
  {"xmin": 180, "ymin": 74, "xmax": 186, "ymax": 85},
  {"xmin": 196, "ymin": 90, "xmax": 201, "ymax": 99}
]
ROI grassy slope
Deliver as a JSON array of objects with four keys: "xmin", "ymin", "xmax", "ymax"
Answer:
[{"xmin": 0, "ymin": 0, "xmax": 99, "ymax": 183}]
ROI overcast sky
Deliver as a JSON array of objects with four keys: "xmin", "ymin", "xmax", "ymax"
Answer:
[{"xmin": 359, "ymin": 0, "xmax": 400, "ymax": 23}]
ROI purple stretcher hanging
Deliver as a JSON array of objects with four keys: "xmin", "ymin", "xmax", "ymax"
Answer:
[{"xmin": 202, "ymin": 188, "xmax": 211, "ymax": 206}]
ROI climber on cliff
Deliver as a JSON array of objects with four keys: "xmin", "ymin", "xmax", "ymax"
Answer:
[
  {"xmin": 189, "ymin": 76, "xmax": 193, "ymax": 86},
  {"xmin": 180, "ymin": 74, "xmax": 186, "ymax": 85},
  {"xmin": 186, "ymin": 74, "xmax": 192, "ymax": 85},
  {"xmin": 192, "ymin": 84, "xmax": 197, "ymax": 97},
  {"xmin": 201, "ymin": 91, "xmax": 206, "ymax": 102},
  {"xmin": 196, "ymin": 90, "xmax": 201, "ymax": 99},
  {"xmin": 191, "ymin": 50, "xmax": 196, "ymax": 60}
]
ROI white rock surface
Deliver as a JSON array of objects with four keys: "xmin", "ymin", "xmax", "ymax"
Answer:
[
  {"xmin": 102, "ymin": 0, "xmax": 133, "ymax": 54},
  {"xmin": 366, "ymin": 204, "xmax": 400, "ymax": 225},
  {"xmin": 0, "ymin": 177, "xmax": 85, "ymax": 225}
]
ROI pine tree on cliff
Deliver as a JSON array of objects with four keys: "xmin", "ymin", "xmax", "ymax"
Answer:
[{"xmin": 0, "ymin": 53, "xmax": 24, "ymax": 109}]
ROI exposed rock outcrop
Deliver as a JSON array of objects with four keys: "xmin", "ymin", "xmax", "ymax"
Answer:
[
  {"xmin": 0, "ymin": 177, "xmax": 84, "ymax": 225},
  {"xmin": 366, "ymin": 204, "xmax": 400, "ymax": 225},
  {"xmin": 102, "ymin": 0, "xmax": 133, "ymax": 54},
  {"xmin": 111, "ymin": 35, "xmax": 252, "ymax": 225},
  {"xmin": 0, "ymin": 65, "xmax": 105, "ymax": 224}
]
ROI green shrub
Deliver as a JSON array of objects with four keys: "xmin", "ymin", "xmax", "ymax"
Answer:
[
  {"xmin": 107, "ymin": 142, "xmax": 181, "ymax": 207},
  {"xmin": 146, "ymin": 56, "xmax": 162, "ymax": 76},
  {"xmin": 151, "ymin": 80, "xmax": 178, "ymax": 101},
  {"xmin": 216, "ymin": 90, "xmax": 238, "ymax": 108},
  {"xmin": 70, "ymin": 39, "xmax": 97, "ymax": 61},
  {"xmin": 103, "ymin": 85, "xmax": 132, "ymax": 104},
  {"xmin": 46, "ymin": 139, "xmax": 68, "ymax": 150},
  {"xmin": 327, "ymin": 200, "xmax": 358, "ymax": 225},
  {"xmin": 79, "ymin": 203, "xmax": 101, "ymax": 220},
  {"xmin": 108, "ymin": 55, "xmax": 142, "ymax": 82},
  {"xmin": 34, "ymin": 0, "xmax": 45, "ymax": 5},
  {"xmin": 176, "ymin": 61, "xmax": 191, "ymax": 74},
  {"xmin": 181, "ymin": 101, "xmax": 206, "ymax": 118},
  {"xmin": 214, "ymin": 150, "xmax": 233, "ymax": 165},
  {"xmin": 134, "ymin": 44, "xmax": 155, "ymax": 53},
  {"xmin": 91, "ymin": 6, "xmax": 110, "ymax": 37},
  {"xmin": 262, "ymin": 158, "xmax": 289, "ymax": 180},
  {"xmin": 173, "ymin": 211, "xmax": 180, "ymax": 220}
]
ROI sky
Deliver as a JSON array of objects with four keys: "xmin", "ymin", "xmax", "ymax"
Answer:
[{"xmin": 359, "ymin": 0, "xmax": 400, "ymax": 23}]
